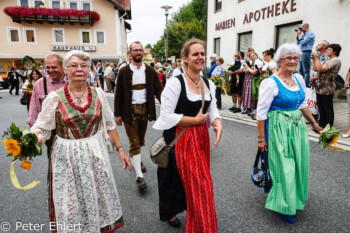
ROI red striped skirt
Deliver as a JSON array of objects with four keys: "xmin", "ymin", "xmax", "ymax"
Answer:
[
  {"xmin": 242, "ymin": 73, "xmax": 257, "ymax": 109},
  {"xmin": 175, "ymin": 124, "xmax": 217, "ymax": 233}
]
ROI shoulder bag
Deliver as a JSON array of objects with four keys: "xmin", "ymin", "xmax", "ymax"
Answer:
[
  {"xmin": 150, "ymin": 77, "xmax": 205, "ymax": 168},
  {"xmin": 251, "ymin": 149, "xmax": 273, "ymax": 193},
  {"xmin": 20, "ymin": 93, "xmax": 29, "ymax": 105}
]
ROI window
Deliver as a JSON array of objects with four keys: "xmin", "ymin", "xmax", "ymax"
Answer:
[
  {"xmin": 215, "ymin": 0, "xmax": 222, "ymax": 12},
  {"xmin": 51, "ymin": 0, "xmax": 60, "ymax": 8},
  {"xmin": 24, "ymin": 28, "xmax": 36, "ymax": 44},
  {"xmin": 95, "ymin": 30, "xmax": 105, "ymax": 45},
  {"xmin": 276, "ymin": 21, "xmax": 303, "ymax": 49},
  {"xmin": 80, "ymin": 30, "xmax": 91, "ymax": 44},
  {"xmin": 20, "ymin": 0, "xmax": 29, "ymax": 6},
  {"xmin": 34, "ymin": 1, "xmax": 44, "ymax": 7},
  {"xmin": 214, "ymin": 38, "xmax": 220, "ymax": 56},
  {"xmin": 69, "ymin": 1, "xmax": 78, "ymax": 9},
  {"xmin": 238, "ymin": 32, "xmax": 253, "ymax": 59},
  {"xmin": 82, "ymin": 1, "xmax": 91, "ymax": 10},
  {"xmin": 53, "ymin": 28, "xmax": 64, "ymax": 44},
  {"xmin": 7, "ymin": 27, "xmax": 21, "ymax": 44}
]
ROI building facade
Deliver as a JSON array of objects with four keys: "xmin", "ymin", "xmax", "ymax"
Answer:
[
  {"xmin": 207, "ymin": 0, "xmax": 350, "ymax": 77},
  {"xmin": 0, "ymin": 0, "xmax": 131, "ymax": 72}
]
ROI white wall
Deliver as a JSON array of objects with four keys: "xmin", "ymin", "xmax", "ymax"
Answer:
[{"xmin": 207, "ymin": 0, "xmax": 350, "ymax": 77}]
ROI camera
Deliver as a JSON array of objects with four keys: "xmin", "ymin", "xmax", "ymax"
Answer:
[{"xmin": 294, "ymin": 27, "xmax": 302, "ymax": 32}]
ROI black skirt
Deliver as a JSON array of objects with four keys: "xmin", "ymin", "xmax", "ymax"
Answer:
[{"xmin": 157, "ymin": 127, "xmax": 186, "ymax": 221}]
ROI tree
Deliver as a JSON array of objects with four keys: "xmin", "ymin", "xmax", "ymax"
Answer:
[
  {"xmin": 21, "ymin": 56, "xmax": 36, "ymax": 69},
  {"xmin": 151, "ymin": 0, "xmax": 207, "ymax": 61},
  {"xmin": 145, "ymin": 43, "xmax": 152, "ymax": 49},
  {"xmin": 151, "ymin": 38, "xmax": 166, "ymax": 63}
]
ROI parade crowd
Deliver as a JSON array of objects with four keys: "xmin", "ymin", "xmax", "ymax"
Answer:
[{"xmin": 3, "ymin": 22, "xmax": 350, "ymax": 232}]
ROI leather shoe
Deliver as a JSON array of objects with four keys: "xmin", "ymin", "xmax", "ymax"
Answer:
[
  {"xmin": 9, "ymin": 90, "xmax": 12, "ymax": 95},
  {"xmin": 168, "ymin": 218, "xmax": 181, "ymax": 228},
  {"xmin": 241, "ymin": 109, "xmax": 248, "ymax": 114},
  {"xmin": 228, "ymin": 106, "xmax": 236, "ymax": 111},
  {"xmin": 278, "ymin": 213, "xmax": 295, "ymax": 223},
  {"xmin": 141, "ymin": 162, "xmax": 147, "ymax": 173},
  {"xmin": 232, "ymin": 108, "xmax": 241, "ymax": 113},
  {"xmin": 136, "ymin": 177, "xmax": 147, "ymax": 190}
]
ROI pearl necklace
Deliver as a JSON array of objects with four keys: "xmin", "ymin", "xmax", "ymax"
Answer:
[{"xmin": 282, "ymin": 79, "xmax": 296, "ymax": 86}]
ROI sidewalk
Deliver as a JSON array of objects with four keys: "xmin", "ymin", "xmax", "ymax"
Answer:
[{"xmin": 220, "ymin": 94, "xmax": 350, "ymax": 149}]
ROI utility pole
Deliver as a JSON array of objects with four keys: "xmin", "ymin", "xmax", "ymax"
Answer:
[{"xmin": 161, "ymin": 5, "xmax": 172, "ymax": 61}]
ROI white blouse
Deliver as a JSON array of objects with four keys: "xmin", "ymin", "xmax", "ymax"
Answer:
[
  {"xmin": 256, "ymin": 73, "xmax": 308, "ymax": 120},
  {"xmin": 153, "ymin": 75, "xmax": 221, "ymax": 130},
  {"xmin": 130, "ymin": 63, "xmax": 147, "ymax": 104},
  {"xmin": 262, "ymin": 60, "xmax": 277, "ymax": 71}
]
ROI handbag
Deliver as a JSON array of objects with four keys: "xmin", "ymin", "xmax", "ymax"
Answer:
[
  {"xmin": 150, "ymin": 76, "xmax": 206, "ymax": 168},
  {"xmin": 305, "ymin": 87, "xmax": 319, "ymax": 115},
  {"xmin": 251, "ymin": 149, "xmax": 273, "ymax": 193},
  {"xmin": 20, "ymin": 93, "xmax": 29, "ymax": 105}
]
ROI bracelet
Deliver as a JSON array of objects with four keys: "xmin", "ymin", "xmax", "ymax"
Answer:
[{"xmin": 116, "ymin": 145, "xmax": 123, "ymax": 152}]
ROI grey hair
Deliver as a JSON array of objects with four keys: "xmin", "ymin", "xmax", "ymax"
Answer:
[
  {"xmin": 301, "ymin": 23, "xmax": 309, "ymax": 28},
  {"xmin": 321, "ymin": 40, "xmax": 329, "ymax": 47},
  {"xmin": 63, "ymin": 50, "xmax": 92, "ymax": 68},
  {"xmin": 274, "ymin": 43, "xmax": 302, "ymax": 62}
]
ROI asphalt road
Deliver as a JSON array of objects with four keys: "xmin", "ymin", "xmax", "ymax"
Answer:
[{"xmin": 0, "ymin": 91, "xmax": 349, "ymax": 233}]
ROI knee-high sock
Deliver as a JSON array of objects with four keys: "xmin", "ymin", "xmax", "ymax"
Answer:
[{"xmin": 130, "ymin": 154, "xmax": 143, "ymax": 178}]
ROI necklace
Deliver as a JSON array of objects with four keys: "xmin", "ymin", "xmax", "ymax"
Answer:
[
  {"xmin": 186, "ymin": 72, "xmax": 200, "ymax": 88},
  {"xmin": 282, "ymin": 78, "xmax": 296, "ymax": 86},
  {"xmin": 68, "ymin": 86, "xmax": 87, "ymax": 105}
]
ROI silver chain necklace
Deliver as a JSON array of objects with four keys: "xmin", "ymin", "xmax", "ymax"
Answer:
[
  {"xmin": 186, "ymin": 72, "xmax": 200, "ymax": 88},
  {"xmin": 69, "ymin": 86, "xmax": 87, "ymax": 105},
  {"xmin": 282, "ymin": 79, "xmax": 296, "ymax": 86}
]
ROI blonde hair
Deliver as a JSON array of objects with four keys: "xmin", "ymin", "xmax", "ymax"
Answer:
[
  {"xmin": 45, "ymin": 53, "xmax": 63, "ymax": 67},
  {"xmin": 234, "ymin": 52, "xmax": 241, "ymax": 60},
  {"xmin": 181, "ymin": 38, "xmax": 206, "ymax": 68}
]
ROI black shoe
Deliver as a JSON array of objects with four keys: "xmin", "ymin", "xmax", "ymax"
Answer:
[
  {"xmin": 248, "ymin": 111, "xmax": 255, "ymax": 116},
  {"xmin": 136, "ymin": 177, "xmax": 147, "ymax": 190},
  {"xmin": 141, "ymin": 162, "xmax": 147, "ymax": 173},
  {"xmin": 232, "ymin": 108, "xmax": 241, "ymax": 113},
  {"xmin": 242, "ymin": 109, "xmax": 248, "ymax": 114},
  {"xmin": 168, "ymin": 218, "xmax": 181, "ymax": 228},
  {"xmin": 9, "ymin": 90, "xmax": 12, "ymax": 95},
  {"xmin": 228, "ymin": 106, "xmax": 236, "ymax": 111},
  {"xmin": 251, "ymin": 115, "xmax": 256, "ymax": 120},
  {"xmin": 15, "ymin": 93, "xmax": 19, "ymax": 95}
]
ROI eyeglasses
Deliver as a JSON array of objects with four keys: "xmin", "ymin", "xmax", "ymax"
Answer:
[
  {"xmin": 132, "ymin": 49, "xmax": 143, "ymax": 53},
  {"xmin": 67, "ymin": 64, "xmax": 89, "ymax": 70},
  {"xmin": 281, "ymin": 57, "xmax": 300, "ymax": 62}
]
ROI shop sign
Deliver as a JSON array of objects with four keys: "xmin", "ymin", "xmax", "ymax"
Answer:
[
  {"xmin": 214, "ymin": 0, "xmax": 297, "ymax": 30},
  {"xmin": 51, "ymin": 45, "xmax": 96, "ymax": 51},
  {"xmin": 243, "ymin": 0, "xmax": 297, "ymax": 24},
  {"xmin": 215, "ymin": 18, "xmax": 235, "ymax": 31}
]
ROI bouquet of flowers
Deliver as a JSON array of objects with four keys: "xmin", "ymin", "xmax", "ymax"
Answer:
[
  {"xmin": 318, "ymin": 124, "xmax": 341, "ymax": 151},
  {"xmin": 3, "ymin": 123, "xmax": 42, "ymax": 189},
  {"xmin": 26, "ymin": 82, "xmax": 33, "ymax": 94},
  {"xmin": 212, "ymin": 76, "xmax": 228, "ymax": 97}
]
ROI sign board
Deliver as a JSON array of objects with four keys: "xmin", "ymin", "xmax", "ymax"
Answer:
[{"xmin": 51, "ymin": 45, "xmax": 96, "ymax": 52}]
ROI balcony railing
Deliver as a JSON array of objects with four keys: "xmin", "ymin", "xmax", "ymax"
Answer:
[{"xmin": 3, "ymin": 6, "xmax": 100, "ymax": 26}]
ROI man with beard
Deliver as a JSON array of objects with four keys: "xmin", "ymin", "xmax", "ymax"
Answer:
[
  {"xmin": 27, "ymin": 53, "xmax": 67, "ymax": 155},
  {"xmin": 114, "ymin": 41, "xmax": 163, "ymax": 190}
]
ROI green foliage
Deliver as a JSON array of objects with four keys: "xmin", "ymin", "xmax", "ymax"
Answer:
[
  {"xmin": 151, "ymin": 38, "xmax": 166, "ymax": 63},
  {"xmin": 145, "ymin": 43, "xmax": 152, "ymax": 49},
  {"xmin": 151, "ymin": 0, "xmax": 207, "ymax": 61},
  {"xmin": 318, "ymin": 124, "xmax": 341, "ymax": 148}
]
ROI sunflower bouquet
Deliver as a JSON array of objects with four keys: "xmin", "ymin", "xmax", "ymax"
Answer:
[
  {"xmin": 318, "ymin": 124, "xmax": 341, "ymax": 151},
  {"xmin": 26, "ymin": 82, "xmax": 33, "ymax": 94},
  {"xmin": 3, "ymin": 122, "xmax": 42, "ymax": 170},
  {"xmin": 212, "ymin": 76, "xmax": 228, "ymax": 97},
  {"xmin": 3, "ymin": 123, "xmax": 42, "ymax": 190}
]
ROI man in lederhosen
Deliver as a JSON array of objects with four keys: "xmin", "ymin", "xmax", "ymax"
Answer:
[{"xmin": 114, "ymin": 41, "xmax": 162, "ymax": 190}]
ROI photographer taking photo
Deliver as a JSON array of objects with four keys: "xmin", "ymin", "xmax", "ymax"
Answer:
[{"xmin": 296, "ymin": 23, "xmax": 315, "ymax": 88}]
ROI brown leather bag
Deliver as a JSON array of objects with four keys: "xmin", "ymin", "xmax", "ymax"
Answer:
[{"xmin": 150, "ymin": 77, "xmax": 205, "ymax": 168}]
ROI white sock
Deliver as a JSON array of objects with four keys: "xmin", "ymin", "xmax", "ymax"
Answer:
[{"xmin": 130, "ymin": 154, "xmax": 143, "ymax": 178}]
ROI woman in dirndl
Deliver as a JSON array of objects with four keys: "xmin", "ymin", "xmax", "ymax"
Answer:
[
  {"xmin": 153, "ymin": 38, "xmax": 222, "ymax": 232},
  {"xmin": 31, "ymin": 50, "xmax": 131, "ymax": 232},
  {"xmin": 256, "ymin": 43, "xmax": 322, "ymax": 223},
  {"xmin": 241, "ymin": 47, "xmax": 257, "ymax": 115}
]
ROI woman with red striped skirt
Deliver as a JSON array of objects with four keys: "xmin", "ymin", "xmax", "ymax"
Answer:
[{"xmin": 153, "ymin": 38, "xmax": 223, "ymax": 232}]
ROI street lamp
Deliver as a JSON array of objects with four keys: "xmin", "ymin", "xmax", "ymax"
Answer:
[{"xmin": 161, "ymin": 5, "xmax": 172, "ymax": 61}]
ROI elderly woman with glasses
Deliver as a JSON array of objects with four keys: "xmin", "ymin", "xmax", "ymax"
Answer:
[
  {"xmin": 256, "ymin": 43, "xmax": 322, "ymax": 224},
  {"xmin": 31, "ymin": 50, "xmax": 131, "ymax": 232}
]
